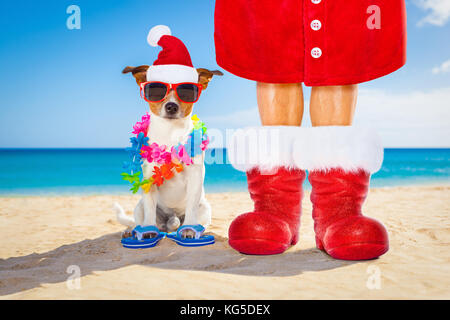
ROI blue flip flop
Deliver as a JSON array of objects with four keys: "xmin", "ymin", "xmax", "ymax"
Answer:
[
  {"xmin": 121, "ymin": 225, "xmax": 165, "ymax": 249},
  {"xmin": 167, "ymin": 224, "xmax": 215, "ymax": 247}
]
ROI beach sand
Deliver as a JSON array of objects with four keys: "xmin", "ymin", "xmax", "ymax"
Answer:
[{"xmin": 0, "ymin": 186, "xmax": 449, "ymax": 299}]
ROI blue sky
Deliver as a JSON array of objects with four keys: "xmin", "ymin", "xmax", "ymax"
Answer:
[{"xmin": 0, "ymin": 0, "xmax": 449, "ymax": 148}]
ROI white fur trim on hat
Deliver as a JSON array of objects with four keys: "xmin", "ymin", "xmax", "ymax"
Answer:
[
  {"xmin": 292, "ymin": 126, "xmax": 383, "ymax": 174},
  {"xmin": 147, "ymin": 25, "xmax": 171, "ymax": 47},
  {"xmin": 146, "ymin": 64, "xmax": 199, "ymax": 83},
  {"xmin": 227, "ymin": 126, "xmax": 383, "ymax": 174}
]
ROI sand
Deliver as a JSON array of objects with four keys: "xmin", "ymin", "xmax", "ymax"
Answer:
[{"xmin": 0, "ymin": 186, "xmax": 449, "ymax": 300}]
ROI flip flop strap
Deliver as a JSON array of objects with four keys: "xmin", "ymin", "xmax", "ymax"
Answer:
[
  {"xmin": 133, "ymin": 225, "xmax": 160, "ymax": 241},
  {"xmin": 177, "ymin": 224, "xmax": 205, "ymax": 239}
]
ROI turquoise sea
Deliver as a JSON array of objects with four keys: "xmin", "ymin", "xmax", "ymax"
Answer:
[{"xmin": 0, "ymin": 148, "xmax": 449, "ymax": 195}]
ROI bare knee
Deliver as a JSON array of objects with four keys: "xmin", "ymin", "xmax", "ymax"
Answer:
[
  {"xmin": 310, "ymin": 85, "xmax": 358, "ymax": 126},
  {"xmin": 257, "ymin": 82, "xmax": 303, "ymax": 126}
]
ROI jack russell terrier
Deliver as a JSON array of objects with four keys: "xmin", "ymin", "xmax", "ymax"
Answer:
[{"xmin": 114, "ymin": 25, "xmax": 222, "ymax": 240}]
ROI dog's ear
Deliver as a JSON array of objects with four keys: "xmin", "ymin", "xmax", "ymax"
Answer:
[
  {"xmin": 197, "ymin": 68, "xmax": 223, "ymax": 90},
  {"xmin": 122, "ymin": 65, "xmax": 150, "ymax": 86}
]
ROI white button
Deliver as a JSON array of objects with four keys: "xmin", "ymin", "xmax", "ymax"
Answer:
[
  {"xmin": 311, "ymin": 0, "xmax": 322, "ymax": 4},
  {"xmin": 311, "ymin": 47, "xmax": 322, "ymax": 58},
  {"xmin": 311, "ymin": 20, "xmax": 322, "ymax": 31}
]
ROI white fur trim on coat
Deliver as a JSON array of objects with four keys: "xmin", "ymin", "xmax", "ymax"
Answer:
[
  {"xmin": 147, "ymin": 64, "xmax": 198, "ymax": 83},
  {"xmin": 227, "ymin": 126, "xmax": 384, "ymax": 174}
]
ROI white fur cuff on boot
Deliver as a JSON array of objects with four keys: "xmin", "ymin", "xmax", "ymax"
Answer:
[
  {"xmin": 227, "ymin": 126, "xmax": 383, "ymax": 174},
  {"xmin": 292, "ymin": 126, "xmax": 384, "ymax": 174}
]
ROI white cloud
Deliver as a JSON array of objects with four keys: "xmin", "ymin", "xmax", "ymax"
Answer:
[
  {"xmin": 205, "ymin": 87, "xmax": 450, "ymax": 148},
  {"xmin": 432, "ymin": 59, "xmax": 450, "ymax": 74},
  {"xmin": 356, "ymin": 87, "xmax": 450, "ymax": 147},
  {"xmin": 414, "ymin": 0, "xmax": 450, "ymax": 26}
]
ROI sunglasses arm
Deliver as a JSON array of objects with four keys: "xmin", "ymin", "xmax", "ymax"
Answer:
[{"xmin": 139, "ymin": 84, "xmax": 145, "ymax": 99}]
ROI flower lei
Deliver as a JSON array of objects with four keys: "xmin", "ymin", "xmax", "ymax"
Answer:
[{"xmin": 121, "ymin": 113, "xmax": 209, "ymax": 194}]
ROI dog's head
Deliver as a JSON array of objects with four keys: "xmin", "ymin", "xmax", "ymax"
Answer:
[{"xmin": 123, "ymin": 66, "xmax": 222, "ymax": 120}]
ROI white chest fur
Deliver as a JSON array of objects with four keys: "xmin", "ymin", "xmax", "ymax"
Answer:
[
  {"xmin": 147, "ymin": 113, "xmax": 193, "ymax": 148},
  {"xmin": 141, "ymin": 113, "xmax": 199, "ymax": 212}
]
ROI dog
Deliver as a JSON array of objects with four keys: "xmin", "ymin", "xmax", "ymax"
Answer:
[{"xmin": 114, "ymin": 66, "xmax": 222, "ymax": 239}]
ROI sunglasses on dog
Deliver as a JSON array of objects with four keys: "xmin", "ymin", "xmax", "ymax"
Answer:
[{"xmin": 140, "ymin": 81, "xmax": 203, "ymax": 103}]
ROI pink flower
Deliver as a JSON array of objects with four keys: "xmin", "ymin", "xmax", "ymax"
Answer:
[
  {"xmin": 132, "ymin": 113, "xmax": 151, "ymax": 136},
  {"xmin": 171, "ymin": 145, "xmax": 193, "ymax": 165},
  {"xmin": 160, "ymin": 152, "xmax": 172, "ymax": 164},
  {"xmin": 141, "ymin": 113, "xmax": 150, "ymax": 123},
  {"xmin": 200, "ymin": 137, "xmax": 209, "ymax": 151},
  {"xmin": 141, "ymin": 143, "xmax": 172, "ymax": 164},
  {"xmin": 140, "ymin": 145, "xmax": 153, "ymax": 162}
]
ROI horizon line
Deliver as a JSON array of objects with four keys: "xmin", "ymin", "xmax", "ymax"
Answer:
[{"xmin": 0, "ymin": 147, "xmax": 449, "ymax": 150}]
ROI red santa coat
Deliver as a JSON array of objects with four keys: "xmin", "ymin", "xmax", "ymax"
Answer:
[{"xmin": 214, "ymin": 0, "xmax": 407, "ymax": 85}]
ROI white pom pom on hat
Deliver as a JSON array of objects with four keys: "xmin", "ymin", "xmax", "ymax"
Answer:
[
  {"xmin": 146, "ymin": 25, "xmax": 198, "ymax": 83},
  {"xmin": 147, "ymin": 25, "xmax": 172, "ymax": 47}
]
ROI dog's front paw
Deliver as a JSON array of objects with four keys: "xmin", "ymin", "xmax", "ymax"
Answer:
[
  {"xmin": 142, "ymin": 232, "xmax": 158, "ymax": 239},
  {"xmin": 181, "ymin": 229, "xmax": 196, "ymax": 239},
  {"xmin": 122, "ymin": 229, "xmax": 133, "ymax": 239},
  {"xmin": 167, "ymin": 216, "xmax": 181, "ymax": 231}
]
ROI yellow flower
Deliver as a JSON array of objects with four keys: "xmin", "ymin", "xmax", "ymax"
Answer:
[
  {"xmin": 191, "ymin": 114, "xmax": 200, "ymax": 123},
  {"xmin": 141, "ymin": 178, "xmax": 154, "ymax": 193}
]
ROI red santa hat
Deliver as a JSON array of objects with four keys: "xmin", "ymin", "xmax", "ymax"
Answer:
[{"xmin": 146, "ymin": 25, "xmax": 198, "ymax": 83}]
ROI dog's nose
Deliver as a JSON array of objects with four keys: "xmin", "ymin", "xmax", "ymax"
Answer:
[{"xmin": 165, "ymin": 102, "xmax": 179, "ymax": 115}]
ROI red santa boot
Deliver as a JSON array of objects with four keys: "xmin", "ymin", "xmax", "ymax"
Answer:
[
  {"xmin": 227, "ymin": 127, "xmax": 306, "ymax": 255},
  {"xmin": 294, "ymin": 126, "xmax": 389, "ymax": 260}
]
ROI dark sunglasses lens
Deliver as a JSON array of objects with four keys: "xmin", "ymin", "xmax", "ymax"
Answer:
[
  {"xmin": 176, "ymin": 84, "xmax": 199, "ymax": 102},
  {"xmin": 144, "ymin": 83, "xmax": 167, "ymax": 101}
]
